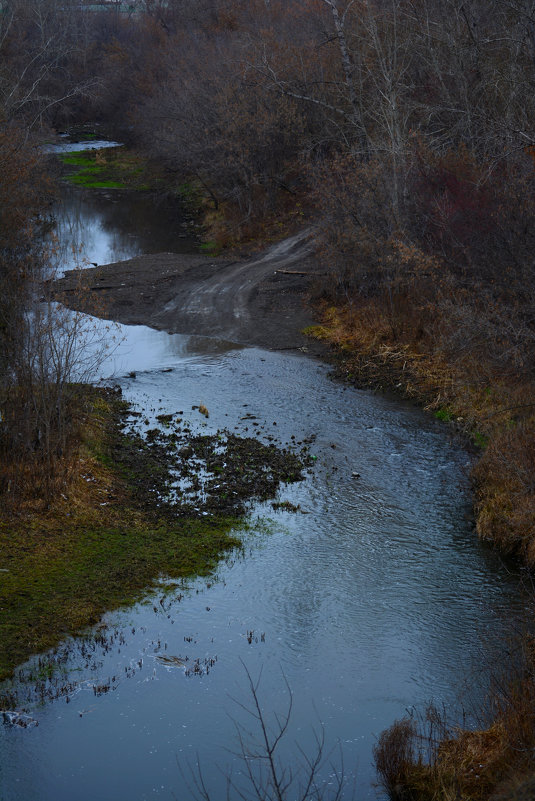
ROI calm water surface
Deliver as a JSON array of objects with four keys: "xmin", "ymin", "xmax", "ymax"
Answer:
[
  {"xmin": 51, "ymin": 172, "xmax": 197, "ymax": 274},
  {"xmin": 0, "ymin": 156, "xmax": 529, "ymax": 801}
]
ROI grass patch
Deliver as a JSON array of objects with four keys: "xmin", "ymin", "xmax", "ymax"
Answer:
[
  {"xmin": 60, "ymin": 153, "xmax": 96, "ymax": 168},
  {"xmin": 199, "ymin": 240, "xmax": 221, "ymax": 255},
  {"xmin": 0, "ymin": 389, "xmax": 238, "ymax": 681},
  {"xmin": 58, "ymin": 147, "xmax": 162, "ymax": 191},
  {"xmin": 302, "ymin": 324, "xmax": 332, "ymax": 340},
  {"xmin": 70, "ymin": 176, "xmax": 125, "ymax": 189},
  {"xmin": 0, "ymin": 512, "xmax": 239, "ymax": 683},
  {"xmin": 473, "ymin": 430, "xmax": 489, "ymax": 449},
  {"xmin": 0, "ymin": 387, "xmax": 309, "ymax": 683}
]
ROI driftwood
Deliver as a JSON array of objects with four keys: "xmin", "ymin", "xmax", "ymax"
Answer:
[{"xmin": 274, "ymin": 269, "xmax": 327, "ymax": 276}]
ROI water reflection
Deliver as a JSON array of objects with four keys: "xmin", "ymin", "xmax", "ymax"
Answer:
[
  {"xmin": 51, "ymin": 184, "xmax": 198, "ymax": 274},
  {"xmin": 94, "ymin": 322, "xmax": 244, "ymax": 378}
]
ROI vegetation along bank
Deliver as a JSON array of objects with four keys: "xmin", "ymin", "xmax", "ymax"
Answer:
[
  {"xmin": 2, "ymin": 1, "xmax": 535, "ymax": 798},
  {"xmin": 0, "ymin": 386, "xmax": 310, "ymax": 687}
]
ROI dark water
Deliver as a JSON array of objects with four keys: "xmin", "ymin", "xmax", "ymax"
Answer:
[
  {"xmin": 0, "ymin": 154, "xmax": 529, "ymax": 801},
  {"xmin": 50, "ymin": 178, "xmax": 197, "ymax": 274}
]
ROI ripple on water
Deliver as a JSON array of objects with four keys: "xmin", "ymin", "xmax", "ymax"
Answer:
[{"xmin": 0, "ymin": 324, "xmax": 528, "ymax": 801}]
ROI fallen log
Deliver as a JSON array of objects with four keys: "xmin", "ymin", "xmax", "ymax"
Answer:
[{"xmin": 273, "ymin": 269, "xmax": 327, "ymax": 276}]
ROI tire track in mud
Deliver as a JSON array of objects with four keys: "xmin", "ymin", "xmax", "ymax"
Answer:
[
  {"xmin": 53, "ymin": 228, "xmax": 321, "ymax": 351},
  {"xmin": 154, "ymin": 228, "xmax": 315, "ymax": 343}
]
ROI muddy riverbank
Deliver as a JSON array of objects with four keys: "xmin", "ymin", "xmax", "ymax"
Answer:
[{"xmin": 52, "ymin": 229, "xmax": 326, "ymax": 353}]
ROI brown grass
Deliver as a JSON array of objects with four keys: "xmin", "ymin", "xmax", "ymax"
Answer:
[
  {"xmin": 307, "ymin": 300, "xmax": 535, "ymax": 568},
  {"xmin": 374, "ymin": 684, "xmax": 535, "ymax": 801},
  {"xmin": 474, "ymin": 424, "xmax": 535, "ymax": 563}
]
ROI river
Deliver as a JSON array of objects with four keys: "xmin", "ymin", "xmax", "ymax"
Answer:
[{"xmin": 0, "ymin": 166, "xmax": 529, "ymax": 801}]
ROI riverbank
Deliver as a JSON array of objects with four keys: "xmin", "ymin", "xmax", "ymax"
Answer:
[
  {"xmin": 52, "ymin": 232, "xmax": 326, "ymax": 353},
  {"xmin": 0, "ymin": 385, "xmax": 309, "ymax": 686},
  {"xmin": 54, "ymin": 231, "xmax": 535, "ymax": 569},
  {"xmin": 48, "ymin": 147, "xmax": 534, "ymax": 799},
  {"xmin": 70, "ymin": 212, "xmax": 535, "ymax": 800},
  {"xmin": 305, "ymin": 303, "xmax": 535, "ymax": 567},
  {"xmin": 305, "ymin": 303, "xmax": 535, "ymax": 801}
]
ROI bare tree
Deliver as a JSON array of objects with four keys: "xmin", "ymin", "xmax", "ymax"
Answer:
[
  {"xmin": 182, "ymin": 666, "xmax": 353, "ymax": 801},
  {"xmin": 0, "ymin": 0, "xmax": 98, "ymax": 128}
]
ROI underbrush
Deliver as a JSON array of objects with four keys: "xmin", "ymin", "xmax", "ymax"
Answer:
[
  {"xmin": 374, "ymin": 632, "xmax": 535, "ymax": 801},
  {"xmin": 188, "ymin": 178, "xmax": 310, "ymax": 255}
]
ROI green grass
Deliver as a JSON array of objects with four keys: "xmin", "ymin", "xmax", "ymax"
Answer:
[
  {"xmin": 58, "ymin": 147, "xmax": 155, "ymax": 191},
  {"xmin": 60, "ymin": 153, "xmax": 96, "ymax": 168},
  {"xmin": 199, "ymin": 240, "xmax": 221, "ymax": 255},
  {"xmin": 177, "ymin": 180, "xmax": 204, "ymax": 211},
  {"xmin": 434, "ymin": 407, "xmax": 454, "ymax": 422},
  {"xmin": 70, "ymin": 175, "xmax": 124, "ymax": 189},
  {"xmin": 0, "ymin": 391, "xmax": 241, "ymax": 681},
  {"xmin": 473, "ymin": 430, "xmax": 489, "ymax": 449},
  {"xmin": 0, "ymin": 515, "xmax": 240, "ymax": 682}
]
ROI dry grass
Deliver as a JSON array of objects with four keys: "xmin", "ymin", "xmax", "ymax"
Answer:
[
  {"xmin": 307, "ymin": 299, "xmax": 535, "ymax": 567},
  {"xmin": 474, "ymin": 423, "xmax": 535, "ymax": 563},
  {"xmin": 374, "ymin": 686, "xmax": 535, "ymax": 801}
]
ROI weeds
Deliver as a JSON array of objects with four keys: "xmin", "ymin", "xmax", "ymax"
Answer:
[
  {"xmin": 435, "ymin": 408, "xmax": 454, "ymax": 423},
  {"xmin": 374, "ymin": 718, "xmax": 420, "ymax": 799}
]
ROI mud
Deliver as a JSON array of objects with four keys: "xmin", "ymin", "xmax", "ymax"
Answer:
[
  {"xmin": 113, "ymin": 404, "xmax": 313, "ymax": 520},
  {"xmin": 52, "ymin": 229, "xmax": 327, "ymax": 353}
]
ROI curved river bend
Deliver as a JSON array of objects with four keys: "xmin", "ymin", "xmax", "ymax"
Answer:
[{"xmin": 0, "ymin": 178, "xmax": 529, "ymax": 801}]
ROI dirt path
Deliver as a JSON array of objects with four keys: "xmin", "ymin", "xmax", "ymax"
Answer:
[{"xmin": 53, "ymin": 228, "xmax": 325, "ymax": 352}]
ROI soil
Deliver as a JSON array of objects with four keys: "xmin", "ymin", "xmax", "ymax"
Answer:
[
  {"xmin": 52, "ymin": 228, "xmax": 328, "ymax": 354},
  {"xmin": 114, "ymin": 407, "xmax": 313, "ymax": 520}
]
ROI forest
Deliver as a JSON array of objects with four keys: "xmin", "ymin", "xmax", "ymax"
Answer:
[{"xmin": 2, "ymin": 1, "xmax": 535, "ymax": 799}]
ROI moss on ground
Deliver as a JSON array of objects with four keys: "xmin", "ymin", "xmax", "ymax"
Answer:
[
  {"xmin": 59, "ymin": 148, "xmax": 156, "ymax": 190},
  {"xmin": 0, "ymin": 387, "xmax": 309, "ymax": 682}
]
